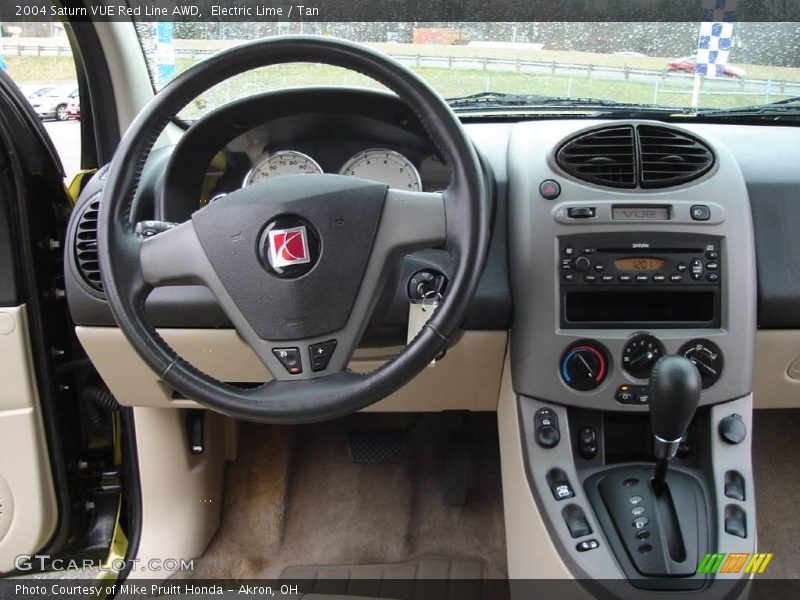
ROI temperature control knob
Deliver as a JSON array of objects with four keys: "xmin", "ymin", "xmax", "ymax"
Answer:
[
  {"xmin": 561, "ymin": 341, "xmax": 609, "ymax": 391},
  {"xmin": 622, "ymin": 333, "xmax": 665, "ymax": 379},
  {"xmin": 679, "ymin": 339, "xmax": 724, "ymax": 389}
]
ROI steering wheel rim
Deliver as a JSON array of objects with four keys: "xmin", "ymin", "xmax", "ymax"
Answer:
[{"xmin": 98, "ymin": 36, "xmax": 491, "ymax": 424}]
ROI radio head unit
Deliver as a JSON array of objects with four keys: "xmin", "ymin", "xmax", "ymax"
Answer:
[{"xmin": 559, "ymin": 233, "xmax": 721, "ymax": 328}]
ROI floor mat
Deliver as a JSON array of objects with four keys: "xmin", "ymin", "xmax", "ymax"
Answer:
[
  {"xmin": 752, "ymin": 409, "xmax": 800, "ymax": 579},
  {"xmin": 283, "ymin": 555, "xmax": 491, "ymax": 599},
  {"xmin": 183, "ymin": 413, "xmax": 507, "ymax": 580}
]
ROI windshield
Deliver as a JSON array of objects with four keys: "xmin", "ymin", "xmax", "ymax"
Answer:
[{"xmin": 132, "ymin": 21, "xmax": 800, "ymax": 120}]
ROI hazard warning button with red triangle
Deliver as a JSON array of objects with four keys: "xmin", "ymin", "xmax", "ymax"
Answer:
[{"xmin": 539, "ymin": 179, "xmax": 562, "ymax": 200}]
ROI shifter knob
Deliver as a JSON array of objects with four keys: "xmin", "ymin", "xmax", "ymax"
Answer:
[{"xmin": 649, "ymin": 355, "xmax": 702, "ymax": 443}]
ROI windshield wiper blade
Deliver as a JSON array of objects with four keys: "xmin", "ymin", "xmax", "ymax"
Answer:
[
  {"xmin": 446, "ymin": 92, "xmax": 682, "ymax": 113},
  {"xmin": 695, "ymin": 97, "xmax": 800, "ymax": 117}
]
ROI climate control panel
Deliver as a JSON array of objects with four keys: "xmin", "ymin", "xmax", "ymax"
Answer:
[
  {"xmin": 560, "ymin": 341, "xmax": 609, "ymax": 391},
  {"xmin": 559, "ymin": 334, "xmax": 724, "ymax": 402}
]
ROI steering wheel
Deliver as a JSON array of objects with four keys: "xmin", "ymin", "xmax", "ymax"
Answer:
[{"xmin": 98, "ymin": 36, "xmax": 491, "ymax": 423}]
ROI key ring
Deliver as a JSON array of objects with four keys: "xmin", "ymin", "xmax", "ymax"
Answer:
[{"xmin": 421, "ymin": 290, "xmax": 443, "ymax": 312}]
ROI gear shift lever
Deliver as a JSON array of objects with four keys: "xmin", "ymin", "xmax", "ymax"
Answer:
[{"xmin": 649, "ymin": 355, "xmax": 702, "ymax": 495}]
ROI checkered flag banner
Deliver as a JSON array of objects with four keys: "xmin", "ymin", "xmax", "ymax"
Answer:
[{"xmin": 696, "ymin": 0, "xmax": 737, "ymax": 77}]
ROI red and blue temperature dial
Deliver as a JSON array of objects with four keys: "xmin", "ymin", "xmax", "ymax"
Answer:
[{"xmin": 561, "ymin": 342, "xmax": 609, "ymax": 391}]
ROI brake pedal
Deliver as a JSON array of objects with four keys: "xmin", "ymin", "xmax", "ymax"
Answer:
[{"xmin": 349, "ymin": 429, "xmax": 407, "ymax": 464}]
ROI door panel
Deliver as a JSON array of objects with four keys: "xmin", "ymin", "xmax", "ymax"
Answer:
[{"xmin": 0, "ymin": 307, "xmax": 57, "ymax": 572}]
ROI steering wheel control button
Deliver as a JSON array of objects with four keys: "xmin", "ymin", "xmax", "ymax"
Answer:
[
  {"xmin": 628, "ymin": 495, "xmax": 643, "ymax": 506},
  {"xmin": 259, "ymin": 216, "xmax": 321, "ymax": 279},
  {"xmin": 534, "ymin": 408, "xmax": 561, "ymax": 449},
  {"xmin": 539, "ymin": 179, "xmax": 562, "ymax": 200},
  {"xmin": 691, "ymin": 205, "xmax": 711, "ymax": 221},
  {"xmin": 561, "ymin": 341, "xmax": 608, "ymax": 392},
  {"xmin": 309, "ymin": 340, "xmax": 337, "ymax": 372},
  {"xmin": 272, "ymin": 347, "xmax": 303, "ymax": 375},
  {"xmin": 632, "ymin": 516, "xmax": 650, "ymax": 529}
]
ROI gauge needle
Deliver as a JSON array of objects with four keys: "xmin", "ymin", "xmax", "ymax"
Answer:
[
  {"xmin": 577, "ymin": 353, "xmax": 595, "ymax": 378},
  {"xmin": 690, "ymin": 358, "xmax": 717, "ymax": 377},
  {"xmin": 629, "ymin": 351, "xmax": 654, "ymax": 368}
]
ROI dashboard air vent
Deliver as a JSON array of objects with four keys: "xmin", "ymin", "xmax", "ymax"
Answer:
[
  {"xmin": 556, "ymin": 126, "xmax": 636, "ymax": 189},
  {"xmin": 74, "ymin": 196, "xmax": 104, "ymax": 293},
  {"xmin": 637, "ymin": 125, "xmax": 715, "ymax": 188}
]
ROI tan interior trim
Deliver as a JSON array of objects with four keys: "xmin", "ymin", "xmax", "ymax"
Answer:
[
  {"xmin": 75, "ymin": 327, "xmax": 507, "ymax": 413},
  {"xmin": 0, "ymin": 306, "xmax": 57, "ymax": 573},
  {"xmin": 128, "ymin": 407, "xmax": 228, "ymax": 579},
  {"xmin": 497, "ymin": 348, "xmax": 583, "ymax": 583},
  {"xmin": 754, "ymin": 330, "xmax": 800, "ymax": 409}
]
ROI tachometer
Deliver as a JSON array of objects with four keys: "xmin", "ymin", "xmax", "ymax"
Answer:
[
  {"xmin": 339, "ymin": 149, "xmax": 422, "ymax": 191},
  {"xmin": 244, "ymin": 151, "xmax": 323, "ymax": 186}
]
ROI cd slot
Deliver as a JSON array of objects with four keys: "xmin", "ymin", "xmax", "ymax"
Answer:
[{"xmin": 595, "ymin": 247, "xmax": 705, "ymax": 254}]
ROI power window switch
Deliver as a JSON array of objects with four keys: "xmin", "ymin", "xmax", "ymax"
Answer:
[
  {"xmin": 725, "ymin": 516, "xmax": 747, "ymax": 538},
  {"xmin": 576, "ymin": 539, "xmax": 600, "ymax": 552},
  {"xmin": 566, "ymin": 514, "xmax": 592, "ymax": 538},
  {"xmin": 552, "ymin": 481, "xmax": 574, "ymax": 501}
]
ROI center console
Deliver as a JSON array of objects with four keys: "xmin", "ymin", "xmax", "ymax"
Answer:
[{"xmin": 507, "ymin": 120, "xmax": 757, "ymax": 598}]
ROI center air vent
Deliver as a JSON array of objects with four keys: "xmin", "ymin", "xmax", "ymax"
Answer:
[
  {"xmin": 74, "ymin": 196, "xmax": 104, "ymax": 293},
  {"xmin": 638, "ymin": 125, "xmax": 714, "ymax": 188},
  {"xmin": 556, "ymin": 126, "xmax": 636, "ymax": 189},
  {"xmin": 556, "ymin": 124, "xmax": 714, "ymax": 190}
]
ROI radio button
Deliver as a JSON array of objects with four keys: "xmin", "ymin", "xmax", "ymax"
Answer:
[
  {"xmin": 574, "ymin": 256, "xmax": 592, "ymax": 272},
  {"xmin": 564, "ymin": 273, "xmax": 576, "ymax": 282},
  {"xmin": 670, "ymin": 274, "xmax": 684, "ymax": 283},
  {"xmin": 706, "ymin": 262, "xmax": 719, "ymax": 271},
  {"xmin": 582, "ymin": 248, "xmax": 596, "ymax": 255},
  {"xmin": 584, "ymin": 274, "xmax": 597, "ymax": 283},
  {"xmin": 677, "ymin": 262, "xmax": 688, "ymax": 273},
  {"xmin": 636, "ymin": 274, "xmax": 649, "ymax": 283},
  {"xmin": 562, "ymin": 258, "xmax": 573, "ymax": 270},
  {"xmin": 564, "ymin": 246, "xmax": 575, "ymax": 257},
  {"xmin": 653, "ymin": 273, "xmax": 666, "ymax": 283},
  {"xmin": 690, "ymin": 258, "xmax": 704, "ymax": 281},
  {"xmin": 705, "ymin": 250, "xmax": 719, "ymax": 260},
  {"xmin": 602, "ymin": 274, "xmax": 615, "ymax": 283},
  {"xmin": 619, "ymin": 273, "xmax": 633, "ymax": 283},
  {"xmin": 594, "ymin": 263, "xmax": 605, "ymax": 272},
  {"xmin": 706, "ymin": 273, "xmax": 719, "ymax": 283}
]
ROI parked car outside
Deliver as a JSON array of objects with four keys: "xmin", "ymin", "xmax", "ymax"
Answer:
[
  {"xmin": 667, "ymin": 56, "xmax": 746, "ymax": 78},
  {"xmin": 30, "ymin": 86, "xmax": 79, "ymax": 121},
  {"xmin": 66, "ymin": 94, "xmax": 80, "ymax": 119}
]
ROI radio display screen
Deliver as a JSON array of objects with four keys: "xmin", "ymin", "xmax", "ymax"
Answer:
[{"xmin": 614, "ymin": 257, "xmax": 666, "ymax": 271}]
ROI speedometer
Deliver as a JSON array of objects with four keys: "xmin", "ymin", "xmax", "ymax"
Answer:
[
  {"xmin": 244, "ymin": 151, "xmax": 323, "ymax": 186},
  {"xmin": 339, "ymin": 149, "xmax": 422, "ymax": 191}
]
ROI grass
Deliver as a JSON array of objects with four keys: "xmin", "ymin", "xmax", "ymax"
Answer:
[{"xmin": 4, "ymin": 54, "xmax": 793, "ymax": 121}]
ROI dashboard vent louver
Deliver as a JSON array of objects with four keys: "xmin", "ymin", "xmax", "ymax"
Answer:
[
  {"xmin": 556, "ymin": 126, "xmax": 637, "ymax": 189},
  {"xmin": 74, "ymin": 196, "xmax": 104, "ymax": 293},
  {"xmin": 556, "ymin": 124, "xmax": 715, "ymax": 190},
  {"xmin": 637, "ymin": 125, "xmax": 714, "ymax": 188}
]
